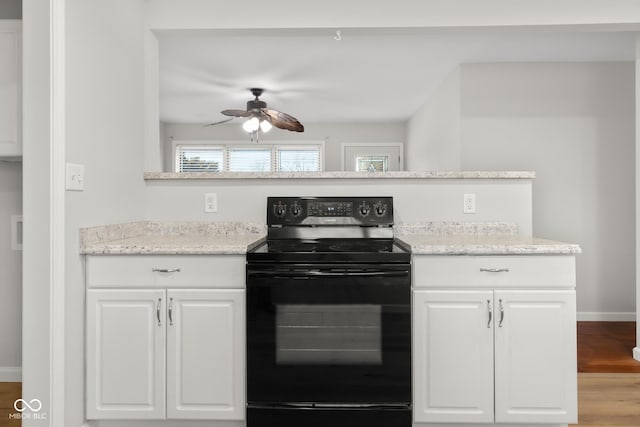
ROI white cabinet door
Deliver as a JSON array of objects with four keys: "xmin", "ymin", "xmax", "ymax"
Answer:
[
  {"xmin": 0, "ymin": 20, "xmax": 21, "ymax": 157},
  {"xmin": 494, "ymin": 290, "xmax": 577, "ymax": 424},
  {"xmin": 86, "ymin": 289, "xmax": 166, "ymax": 419},
  {"xmin": 413, "ymin": 290, "xmax": 494, "ymax": 423},
  {"xmin": 166, "ymin": 289, "xmax": 245, "ymax": 420}
]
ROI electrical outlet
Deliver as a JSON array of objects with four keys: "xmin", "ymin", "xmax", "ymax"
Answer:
[
  {"xmin": 204, "ymin": 193, "xmax": 217, "ymax": 213},
  {"xmin": 463, "ymin": 193, "xmax": 476, "ymax": 214}
]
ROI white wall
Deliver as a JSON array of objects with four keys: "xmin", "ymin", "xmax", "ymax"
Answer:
[
  {"xmin": 23, "ymin": 0, "xmax": 56, "ymax": 423},
  {"xmin": 144, "ymin": 178, "xmax": 533, "ymax": 234},
  {"xmin": 460, "ymin": 62, "xmax": 636, "ymax": 319},
  {"xmin": 0, "ymin": 0, "xmax": 22, "ymax": 383},
  {"xmin": 162, "ymin": 122, "xmax": 405, "ymax": 172},
  {"xmin": 64, "ymin": 1, "xmax": 147, "ymax": 426},
  {"xmin": 635, "ymin": 36, "xmax": 640, "ymax": 360},
  {"xmin": 0, "ymin": 162, "xmax": 21, "ymax": 380},
  {"xmin": 405, "ymin": 67, "xmax": 461, "ymax": 171}
]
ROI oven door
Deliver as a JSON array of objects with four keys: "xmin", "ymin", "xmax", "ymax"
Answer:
[{"xmin": 246, "ymin": 263, "xmax": 411, "ymax": 407}]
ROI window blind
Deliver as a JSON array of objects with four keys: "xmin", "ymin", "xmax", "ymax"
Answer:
[
  {"xmin": 175, "ymin": 143, "xmax": 323, "ymax": 172},
  {"xmin": 228, "ymin": 148, "xmax": 272, "ymax": 172},
  {"xmin": 277, "ymin": 147, "xmax": 321, "ymax": 172},
  {"xmin": 176, "ymin": 146, "xmax": 224, "ymax": 172}
]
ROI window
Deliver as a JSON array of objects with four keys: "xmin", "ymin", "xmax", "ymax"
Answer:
[
  {"xmin": 356, "ymin": 155, "xmax": 389, "ymax": 172},
  {"xmin": 342, "ymin": 143, "xmax": 403, "ymax": 172},
  {"xmin": 174, "ymin": 142, "xmax": 323, "ymax": 172},
  {"xmin": 228, "ymin": 148, "xmax": 272, "ymax": 172},
  {"xmin": 176, "ymin": 146, "xmax": 224, "ymax": 172},
  {"xmin": 277, "ymin": 147, "xmax": 321, "ymax": 172}
]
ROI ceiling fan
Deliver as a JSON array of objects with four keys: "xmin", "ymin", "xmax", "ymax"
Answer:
[{"xmin": 207, "ymin": 88, "xmax": 304, "ymax": 133}]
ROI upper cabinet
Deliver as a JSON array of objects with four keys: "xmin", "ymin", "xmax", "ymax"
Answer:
[{"xmin": 0, "ymin": 20, "xmax": 21, "ymax": 158}]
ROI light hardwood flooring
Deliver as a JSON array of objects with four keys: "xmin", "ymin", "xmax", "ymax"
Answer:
[
  {"xmin": 0, "ymin": 382, "xmax": 20, "ymax": 427},
  {"xmin": 0, "ymin": 322, "xmax": 638, "ymax": 427},
  {"xmin": 575, "ymin": 373, "xmax": 640, "ymax": 427},
  {"xmin": 572, "ymin": 321, "xmax": 640, "ymax": 427}
]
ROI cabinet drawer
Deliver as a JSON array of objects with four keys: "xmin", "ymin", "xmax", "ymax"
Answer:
[
  {"xmin": 86, "ymin": 255, "xmax": 245, "ymax": 289},
  {"xmin": 413, "ymin": 255, "xmax": 575, "ymax": 289}
]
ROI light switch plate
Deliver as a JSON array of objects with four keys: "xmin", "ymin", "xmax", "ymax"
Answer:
[{"xmin": 66, "ymin": 163, "xmax": 85, "ymax": 191}]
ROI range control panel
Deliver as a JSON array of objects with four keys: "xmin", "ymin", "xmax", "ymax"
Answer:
[{"xmin": 267, "ymin": 197, "xmax": 394, "ymax": 226}]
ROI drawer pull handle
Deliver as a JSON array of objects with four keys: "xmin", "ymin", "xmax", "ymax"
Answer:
[
  {"xmin": 156, "ymin": 298, "xmax": 162, "ymax": 327},
  {"xmin": 487, "ymin": 300, "xmax": 492, "ymax": 328},
  {"xmin": 168, "ymin": 297, "xmax": 174, "ymax": 326},
  {"xmin": 480, "ymin": 268, "xmax": 509, "ymax": 273},
  {"xmin": 152, "ymin": 268, "xmax": 181, "ymax": 273},
  {"xmin": 499, "ymin": 299, "xmax": 505, "ymax": 328}
]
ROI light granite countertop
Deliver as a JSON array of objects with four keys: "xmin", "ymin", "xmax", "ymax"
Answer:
[
  {"xmin": 395, "ymin": 222, "xmax": 580, "ymax": 255},
  {"xmin": 80, "ymin": 221, "xmax": 266, "ymax": 255},
  {"xmin": 80, "ymin": 221, "xmax": 580, "ymax": 256},
  {"xmin": 144, "ymin": 171, "xmax": 535, "ymax": 180},
  {"xmin": 397, "ymin": 234, "xmax": 581, "ymax": 255}
]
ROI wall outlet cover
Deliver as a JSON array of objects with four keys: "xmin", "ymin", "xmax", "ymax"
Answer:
[
  {"xmin": 205, "ymin": 193, "xmax": 217, "ymax": 213},
  {"xmin": 463, "ymin": 193, "xmax": 476, "ymax": 214}
]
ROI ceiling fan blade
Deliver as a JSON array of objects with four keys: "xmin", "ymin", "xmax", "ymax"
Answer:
[
  {"xmin": 204, "ymin": 117, "xmax": 234, "ymax": 127},
  {"xmin": 262, "ymin": 108, "xmax": 304, "ymax": 132},
  {"xmin": 221, "ymin": 109, "xmax": 251, "ymax": 117}
]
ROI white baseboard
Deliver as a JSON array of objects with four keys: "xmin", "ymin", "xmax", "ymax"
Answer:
[
  {"xmin": 577, "ymin": 312, "xmax": 636, "ymax": 321},
  {"xmin": 0, "ymin": 367, "xmax": 21, "ymax": 382}
]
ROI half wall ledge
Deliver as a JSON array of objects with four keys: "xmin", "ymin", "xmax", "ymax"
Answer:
[{"xmin": 143, "ymin": 171, "xmax": 536, "ymax": 180}]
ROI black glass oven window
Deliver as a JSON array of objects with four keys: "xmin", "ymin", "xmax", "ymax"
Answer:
[{"xmin": 276, "ymin": 304, "xmax": 382, "ymax": 365}]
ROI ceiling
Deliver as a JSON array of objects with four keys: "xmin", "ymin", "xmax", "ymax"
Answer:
[{"xmin": 157, "ymin": 28, "xmax": 637, "ymax": 125}]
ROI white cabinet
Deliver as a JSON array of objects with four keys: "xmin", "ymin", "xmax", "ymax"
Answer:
[
  {"xmin": 0, "ymin": 20, "xmax": 21, "ymax": 157},
  {"xmin": 86, "ymin": 289, "xmax": 166, "ymax": 419},
  {"xmin": 413, "ymin": 290, "xmax": 494, "ymax": 423},
  {"xmin": 166, "ymin": 289, "xmax": 245, "ymax": 420},
  {"xmin": 413, "ymin": 255, "xmax": 577, "ymax": 425},
  {"xmin": 86, "ymin": 288, "xmax": 245, "ymax": 421},
  {"xmin": 494, "ymin": 290, "xmax": 576, "ymax": 424}
]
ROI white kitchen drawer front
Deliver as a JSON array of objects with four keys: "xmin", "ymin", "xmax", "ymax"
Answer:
[
  {"xmin": 413, "ymin": 255, "xmax": 576, "ymax": 289},
  {"xmin": 86, "ymin": 255, "xmax": 245, "ymax": 288}
]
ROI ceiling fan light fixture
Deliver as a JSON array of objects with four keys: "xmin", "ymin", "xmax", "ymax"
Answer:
[
  {"xmin": 260, "ymin": 120, "xmax": 272, "ymax": 133},
  {"xmin": 242, "ymin": 117, "xmax": 260, "ymax": 133}
]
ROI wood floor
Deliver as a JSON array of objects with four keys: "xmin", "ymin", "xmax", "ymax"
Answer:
[
  {"xmin": 577, "ymin": 321, "xmax": 640, "ymax": 373},
  {"xmin": 0, "ymin": 321, "xmax": 638, "ymax": 427},
  {"xmin": 0, "ymin": 382, "xmax": 20, "ymax": 427},
  {"xmin": 574, "ymin": 321, "xmax": 640, "ymax": 427}
]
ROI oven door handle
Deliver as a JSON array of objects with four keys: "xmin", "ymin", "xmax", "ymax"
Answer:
[
  {"xmin": 249, "ymin": 270, "xmax": 409, "ymax": 279},
  {"xmin": 248, "ymin": 402, "xmax": 412, "ymax": 410}
]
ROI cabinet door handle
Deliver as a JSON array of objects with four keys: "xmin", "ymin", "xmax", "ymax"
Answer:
[
  {"xmin": 487, "ymin": 299, "xmax": 492, "ymax": 328},
  {"xmin": 156, "ymin": 298, "xmax": 162, "ymax": 326},
  {"xmin": 152, "ymin": 268, "xmax": 181, "ymax": 273},
  {"xmin": 499, "ymin": 299, "xmax": 505, "ymax": 328},
  {"xmin": 168, "ymin": 297, "xmax": 174, "ymax": 326},
  {"xmin": 480, "ymin": 268, "xmax": 509, "ymax": 273}
]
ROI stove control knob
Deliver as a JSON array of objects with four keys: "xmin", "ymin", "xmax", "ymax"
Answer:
[
  {"xmin": 274, "ymin": 203, "xmax": 287, "ymax": 217},
  {"xmin": 291, "ymin": 202, "xmax": 302, "ymax": 217},
  {"xmin": 374, "ymin": 202, "xmax": 387, "ymax": 216},
  {"xmin": 359, "ymin": 202, "xmax": 371, "ymax": 216}
]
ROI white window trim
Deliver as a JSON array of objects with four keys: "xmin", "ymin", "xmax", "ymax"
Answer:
[
  {"xmin": 172, "ymin": 140, "xmax": 325, "ymax": 172},
  {"xmin": 340, "ymin": 142, "xmax": 404, "ymax": 171}
]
